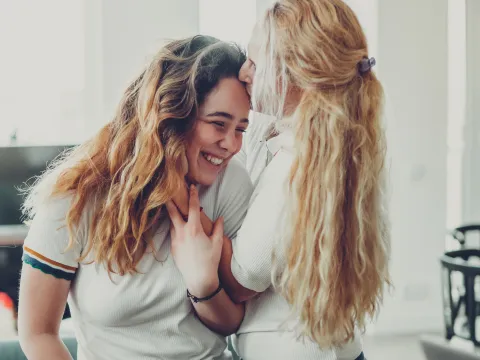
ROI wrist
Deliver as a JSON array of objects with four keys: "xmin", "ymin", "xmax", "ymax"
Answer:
[{"xmin": 187, "ymin": 277, "xmax": 220, "ymax": 299}]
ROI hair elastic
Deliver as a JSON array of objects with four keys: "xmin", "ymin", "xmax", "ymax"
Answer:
[{"xmin": 358, "ymin": 57, "xmax": 376, "ymax": 74}]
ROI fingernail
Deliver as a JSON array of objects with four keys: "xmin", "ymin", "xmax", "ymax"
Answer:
[{"xmin": 190, "ymin": 184, "xmax": 195, "ymax": 192}]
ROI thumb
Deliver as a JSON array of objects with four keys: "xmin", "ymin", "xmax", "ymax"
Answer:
[{"xmin": 211, "ymin": 216, "xmax": 224, "ymax": 245}]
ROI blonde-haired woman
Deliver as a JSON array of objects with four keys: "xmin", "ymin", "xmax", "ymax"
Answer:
[
  {"xmin": 17, "ymin": 35, "xmax": 255, "ymax": 360},
  {"xmin": 167, "ymin": 0, "xmax": 390, "ymax": 359}
]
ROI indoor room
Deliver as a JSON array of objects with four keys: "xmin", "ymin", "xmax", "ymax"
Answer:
[{"xmin": 0, "ymin": 0, "xmax": 479, "ymax": 359}]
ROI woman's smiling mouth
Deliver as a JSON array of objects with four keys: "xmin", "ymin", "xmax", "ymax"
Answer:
[{"xmin": 201, "ymin": 152, "xmax": 225, "ymax": 166}]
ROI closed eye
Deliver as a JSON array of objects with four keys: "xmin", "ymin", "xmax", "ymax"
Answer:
[
  {"xmin": 212, "ymin": 121, "xmax": 246, "ymax": 133},
  {"xmin": 212, "ymin": 121, "xmax": 225, "ymax": 128}
]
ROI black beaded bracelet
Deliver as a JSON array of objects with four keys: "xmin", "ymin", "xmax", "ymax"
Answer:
[{"xmin": 187, "ymin": 283, "xmax": 223, "ymax": 303}]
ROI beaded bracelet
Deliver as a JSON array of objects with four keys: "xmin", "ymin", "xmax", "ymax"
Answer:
[{"xmin": 187, "ymin": 283, "xmax": 223, "ymax": 303}]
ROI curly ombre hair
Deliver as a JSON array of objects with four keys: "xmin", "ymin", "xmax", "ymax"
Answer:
[
  {"xmin": 22, "ymin": 35, "xmax": 246, "ymax": 275},
  {"xmin": 252, "ymin": 0, "xmax": 391, "ymax": 348}
]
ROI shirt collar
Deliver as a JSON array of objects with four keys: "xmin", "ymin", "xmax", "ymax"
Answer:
[{"xmin": 266, "ymin": 131, "xmax": 294, "ymax": 156}]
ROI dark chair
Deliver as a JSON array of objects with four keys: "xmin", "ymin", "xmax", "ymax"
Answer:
[
  {"xmin": 441, "ymin": 248, "xmax": 480, "ymax": 346},
  {"xmin": 449, "ymin": 225, "xmax": 480, "ymax": 249},
  {"xmin": 440, "ymin": 225, "xmax": 480, "ymax": 346}
]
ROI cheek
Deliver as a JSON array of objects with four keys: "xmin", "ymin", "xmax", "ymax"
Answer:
[
  {"xmin": 234, "ymin": 135, "xmax": 244, "ymax": 154},
  {"xmin": 185, "ymin": 135, "xmax": 198, "ymax": 159},
  {"xmin": 184, "ymin": 135, "xmax": 202, "ymax": 169},
  {"xmin": 186, "ymin": 123, "xmax": 217, "ymax": 156},
  {"xmin": 195, "ymin": 124, "xmax": 220, "ymax": 147}
]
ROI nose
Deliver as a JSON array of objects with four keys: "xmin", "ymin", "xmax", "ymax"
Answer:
[
  {"xmin": 238, "ymin": 61, "xmax": 253, "ymax": 85},
  {"xmin": 219, "ymin": 129, "xmax": 240, "ymax": 154}
]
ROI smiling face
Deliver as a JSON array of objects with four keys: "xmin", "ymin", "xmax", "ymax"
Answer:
[{"xmin": 185, "ymin": 77, "xmax": 250, "ymax": 186}]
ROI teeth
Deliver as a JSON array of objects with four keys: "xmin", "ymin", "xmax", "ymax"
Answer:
[{"xmin": 204, "ymin": 153, "xmax": 224, "ymax": 166}]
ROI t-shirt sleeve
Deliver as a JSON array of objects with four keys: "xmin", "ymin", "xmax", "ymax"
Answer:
[
  {"xmin": 22, "ymin": 195, "xmax": 88, "ymax": 281},
  {"xmin": 230, "ymin": 162, "xmax": 288, "ymax": 293},
  {"xmin": 214, "ymin": 159, "xmax": 254, "ymax": 240}
]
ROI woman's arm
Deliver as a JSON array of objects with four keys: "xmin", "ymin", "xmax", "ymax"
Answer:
[
  {"xmin": 184, "ymin": 274, "xmax": 245, "ymax": 336},
  {"xmin": 18, "ymin": 265, "xmax": 73, "ymax": 360},
  {"xmin": 200, "ymin": 213, "xmax": 257, "ymax": 303},
  {"xmin": 166, "ymin": 186, "xmax": 245, "ymax": 335},
  {"xmin": 172, "ymin": 188, "xmax": 257, "ymax": 303}
]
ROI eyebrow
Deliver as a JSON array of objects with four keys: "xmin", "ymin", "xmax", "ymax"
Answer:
[{"xmin": 206, "ymin": 111, "xmax": 249, "ymax": 124}]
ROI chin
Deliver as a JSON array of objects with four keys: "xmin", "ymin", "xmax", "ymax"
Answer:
[
  {"xmin": 199, "ymin": 173, "xmax": 220, "ymax": 186},
  {"xmin": 187, "ymin": 173, "xmax": 217, "ymax": 187},
  {"xmin": 190, "ymin": 156, "xmax": 230, "ymax": 186}
]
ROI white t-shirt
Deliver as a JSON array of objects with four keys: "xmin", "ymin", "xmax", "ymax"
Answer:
[
  {"xmin": 232, "ymin": 127, "xmax": 363, "ymax": 360},
  {"xmin": 22, "ymin": 159, "xmax": 254, "ymax": 360},
  {"xmin": 234, "ymin": 111, "xmax": 276, "ymax": 188}
]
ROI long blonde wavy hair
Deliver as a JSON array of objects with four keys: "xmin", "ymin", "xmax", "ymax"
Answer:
[
  {"xmin": 252, "ymin": 0, "xmax": 391, "ymax": 347},
  {"xmin": 22, "ymin": 36, "xmax": 246, "ymax": 275}
]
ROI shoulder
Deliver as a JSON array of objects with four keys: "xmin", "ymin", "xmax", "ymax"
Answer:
[
  {"xmin": 27, "ymin": 193, "xmax": 95, "ymax": 241},
  {"xmin": 221, "ymin": 158, "xmax": 252, "ymax": 187},
  {"xmin": 199, "ymin": 159, "xmax": 253, "ymax": 210},
  {"xmin": 32, "ymin": 193, "xmax": 75, "ymax": 220},
  {"xmin": 214, "ymin": 158, "xmax": 253, "ymax": 206},
  {"xmin": 23, "ymin": 193, "xmax": 94, "ymax": 274}
]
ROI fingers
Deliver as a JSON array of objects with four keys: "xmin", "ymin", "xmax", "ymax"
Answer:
[
  {"xmin": 165, "ymin": 201, "xmax": 185, "ymax": 229},
  {"xmin": 211, "ymin": 216, "xmax": 224, "ymax": 246},
  {"xmin": 187, "ymin": 185, "xmax": 201, "ymax": 226}
]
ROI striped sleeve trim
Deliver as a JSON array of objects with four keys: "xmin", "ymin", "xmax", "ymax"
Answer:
[{"xmin": 22, "ymin": 246, "xmax": 77, "ymax": 281}]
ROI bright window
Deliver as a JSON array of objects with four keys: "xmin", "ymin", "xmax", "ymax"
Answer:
[{"xmin": 0, "ymin": 1, "xmax": 86, "ymax": 145}]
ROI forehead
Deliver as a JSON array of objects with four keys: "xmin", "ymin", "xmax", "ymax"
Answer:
[{"xmin": 199, "ymin": 78, "xmax": 250, "ymax": 117}]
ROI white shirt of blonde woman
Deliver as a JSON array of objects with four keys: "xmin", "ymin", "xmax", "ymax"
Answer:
[
  {"xmin": 234, "ymin": 111, "xmax": 276, "ymax": 186},
  {"xmin": 231, "ymin": 128, "xmax": 363, "ymax": 360}
]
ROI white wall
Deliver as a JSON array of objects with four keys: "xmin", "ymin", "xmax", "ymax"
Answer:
[
  {"xmin": 256, "ymin": 0, "xmax": 274, "ymax": 19},
  {"xmin": 84, "ymin": 0, "xmax": 200, "ymax": 137},
  {"xmin": 463, "ymin": 0, "xmax": 480, "ymax": 223},
  {"xmin": 199, "ymin": 0, "xmax": 256, "ymax": 48},
  {"xmin": 373, "ymin": 0, "xmax": 449, "ymax": 334},
  {"xmin": 446, "ymin": 0, "xmax": 466, "ymax": 231}
]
